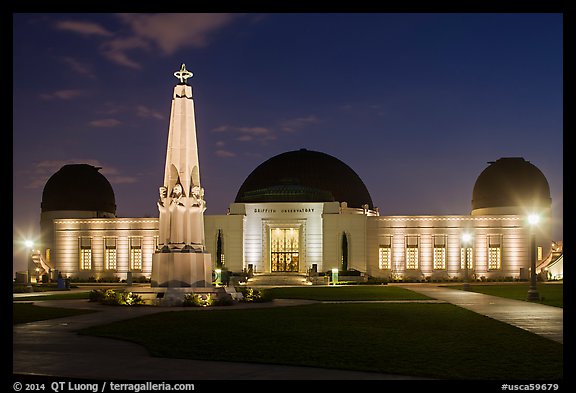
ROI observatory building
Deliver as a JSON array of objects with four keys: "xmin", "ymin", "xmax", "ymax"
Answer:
[{"xmin": 31, "ymin": 66, "xmax": 561, "ymax": 284}]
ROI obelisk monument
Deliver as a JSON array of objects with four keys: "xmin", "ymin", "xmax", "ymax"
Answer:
[{"xmin": 151, "ymin": 64, "xmax": 212, "ymax": 288}]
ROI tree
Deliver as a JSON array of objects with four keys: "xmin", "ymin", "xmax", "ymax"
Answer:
[{"xmin": 341, "ymin": 232, "xmax": 348, "ymax": 272}]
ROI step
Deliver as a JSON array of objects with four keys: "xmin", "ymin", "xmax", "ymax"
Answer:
[{"xmin": 246, "ymin": 273, "xmax": 311, "ymax": 287}]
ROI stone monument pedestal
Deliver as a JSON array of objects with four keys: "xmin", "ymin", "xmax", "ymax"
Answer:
[{"xmin": 151, "ymin": 252, "xmax": 212, "ymax": 288}]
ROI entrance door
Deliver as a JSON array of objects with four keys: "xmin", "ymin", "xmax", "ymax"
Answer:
[{"xmin": 270, "ymin": 228, "xmax": 299, "ymax": 272}]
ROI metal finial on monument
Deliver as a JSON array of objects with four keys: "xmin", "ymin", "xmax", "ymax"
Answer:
[{"xmin": 174, "ymin": 63, "xmax": 193, "ymax": 84}]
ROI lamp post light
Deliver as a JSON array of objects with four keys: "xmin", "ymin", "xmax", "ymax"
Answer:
[
  {"xmin": 215, "ymin": 269, "xmax": 222, "ymax": 286},
  {"xmin": 462, "ymin": 233, "xmax": 472, "ymax": 291},
  {"xmin": 527, "ymin": 213, "xmax": 541, "ymax": 302},
  {"xmin": 331, "ymin": 268, "xmax": 339, "ymax": 285},
  {"xmin": 24, "ymin": 240, "xmax": 34, "ymax": 292}
]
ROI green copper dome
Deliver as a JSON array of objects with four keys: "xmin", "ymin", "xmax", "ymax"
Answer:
[{"xmin": 235, "ymin": 149, "xmax": 374, "ymax": 209}]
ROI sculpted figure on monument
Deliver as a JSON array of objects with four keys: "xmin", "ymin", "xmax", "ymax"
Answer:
[
  {"xmin": 188, "ymin": 185, "xmax": 206, "ymax": 245},
  {"xmin": 169, "ymin": 183, "xmax": 186, "ymax": 244},
  {"xmin": 157, "ymin": 186, "xmax": 170, "ymax": 245},
  {"xmin": 190, "ymin": 185, "xmax": 205, "ymax": 208}
]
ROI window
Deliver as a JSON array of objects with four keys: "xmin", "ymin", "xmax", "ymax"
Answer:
[
  {"xmin": 79, "ymin": 237, "xmax": 92, "ymax": 270},
  {"xmin": 460, "ymin": 247, "xmax": 473, "ymax": 269},
  {"xmin": 379, "ymin": 235, "xmax": 392, "ymax": 270},
  {"xmin": 130, "ymin": 237, "xmax": 142, "ymax": 271},
  {"xmin": 433, "ymin": 235, "xmax": 446, "ymax": 270},
  {"xmin": 537, "ymin": 246, "xmax": 543, "ymax": 261},
  {"xmin": 405, "ymin": 236, "xmax": 419, "ymax": 270},
  {"xmin": 488, "ymin": 248, "xmax": 501, "ymax": 270},
  {"xmin": 406, "ymin": 248, "xmax": 419, "ymax": 269},
  {"xmin": 379, "ymin": 247, "xmax": 391, "ymax": 269},
  {"xmin": 434, "ymin": 248, "xmax": 446, "ymax": 269},
  {"xmin": 488, "ymin": 235, "xmax": 501, "ymax": 270},
  {"xmin": 105, "ymin": 237, "xmax": 117, "ymax": 270}
]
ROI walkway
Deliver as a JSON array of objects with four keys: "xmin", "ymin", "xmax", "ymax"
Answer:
[
  {"xmin": 395, "ymin": 284, "xmax": 563, "ymax": 344},
  {"xmin": 13, "ymin": 284, "xmax": 563, "ymax": 380}
]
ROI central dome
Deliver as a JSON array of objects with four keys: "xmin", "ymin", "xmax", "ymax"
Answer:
[{"xmin": 235, "ymin": 149, "xmax": 374, "ymax": 209}]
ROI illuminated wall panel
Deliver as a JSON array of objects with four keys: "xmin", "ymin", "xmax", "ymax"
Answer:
[
  {"xmin": 420, "ymin": 234, "xmax": 432, "ymax": 275},
  {"xmin": 50, "ymin": 209, "xmax": 535, "ymax": 280},
  {"xmin": 369, "ymin": 215, "xmax": 526, "ymax": 279},
  {"xmin": 53, "ymin": 218, "xmax": 158, "ymax": 279}
]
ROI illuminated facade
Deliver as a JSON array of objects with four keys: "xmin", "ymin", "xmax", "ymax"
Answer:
[
  {"xmin": 202, "ymin": 201, "xmax": 548, "ymax": 281},
  {"xmin": 48, "ymin": 191, "xmax": 552, "ymax": 281},
  {"xmin": 38, "ymin": 67, "xmax": 560, "ymax": 282}
]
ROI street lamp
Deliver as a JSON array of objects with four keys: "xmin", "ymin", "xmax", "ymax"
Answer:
[
  {"xmin": 462, "ymin": 233, "xmax": 472, "ymax": 291},
  {"xmin": 527, "ymin": 213, "xmax": 540, "ymax": 302},
  {"xmin": 25, "ymin": 240, "xmax": 34, "ymax": 292}
]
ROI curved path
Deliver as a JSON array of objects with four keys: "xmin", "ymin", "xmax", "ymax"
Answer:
[{"xmin": 13, "ymin": 298, "xmax": 426, "ymax": 380}]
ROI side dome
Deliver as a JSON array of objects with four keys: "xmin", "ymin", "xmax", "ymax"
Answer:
[
  {"xmin": 235, "ymin": 149, "xmax": 374, "ymax": 209},
  {"xmin": 471, "ymin": 157, "xmax": 551, "ymax": 215},
  {"xmin": 41, "ymin": 164, "xmax": 117, "ymax": 215}
]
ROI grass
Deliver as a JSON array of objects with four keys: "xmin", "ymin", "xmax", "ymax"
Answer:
[
  {"xmin": 14, "ymin": 292, "xmax": 91, "ymax": 301},
  {"xmin": 14, "ymin": 284, "xmax": 563, "ymax": 379},
  {"xmin": 265, "ymin": 285, "xmax": 432, "ymax": 301},
  {"xmin": 79, "ymin": 302, "xmax": 562, "ymax": 380},
  {"xmin": 13, "ymin": 302, "xmax": 96, "ymax": 325},
  {"xmin": 446, "ymin": 283, "xmax": 563, "ymax": 308}
]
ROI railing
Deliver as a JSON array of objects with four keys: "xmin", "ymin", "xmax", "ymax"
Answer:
[{"xmin": 30, "ymin": 250, "xmax": 52, "ymax": 277}]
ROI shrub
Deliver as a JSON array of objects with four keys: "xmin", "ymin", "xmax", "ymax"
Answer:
[
  {"xmin": 182, "ymin": 293, "xmax": 234, "ymax": 307},
  {"xmin": 88, "ymin": 289, "xmax": 144, "ymax": 306},
  {"xmin": 97, "ymin": 276, "xmax": 121, "ymax": 283},
  {"xmin": 236, "ymin": 287, "xmax": 273, "ymax": 303},
  {"xmin": 182, "ymin": 293, "xmax": 216, "ymax": 307}
]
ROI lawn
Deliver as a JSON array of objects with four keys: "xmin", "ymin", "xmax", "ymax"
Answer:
[
  {"xmin": 13, "ymin": 302, "xmax": 96, "ymax": 325},
  {"xmin": 79, "ymin": 302, "xmax": 562, "ymax": 379},
  {"xmin": 447, "ymin": 283, "xmax": 563, "ymax": 308},
  {"xmin": 15, "ymin": 285, "xmax": 563, "ymax": 379},
  {"xmin": 266, "ymin": 285, "xmax": 432, "ymax": 301},
  {"xmin": 14, "ymin": 292, "xmax": 91, "ymax": 301}
]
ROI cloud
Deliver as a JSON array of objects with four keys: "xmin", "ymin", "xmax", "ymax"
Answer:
[
  {"xmin": 279, "ymin": 115, "xmax": 320, "ymax": 132},
  {"xmin": 212, "ymin": 125, "xmax": 271, "ymax": 135},
  {"xmin": 100, "ymin": 35, "xmax": 150, "ymax": 69},
  {"xmin": 54, "ymin": 14, "xmax": 243, "ymax": 69},
  {"xmin": 136, "ymin": 105, "xmax": 164, "ymax": 120},
  {"xmin": 60, "ymin": 57, "xmax": 96, "ymax": 78},
  {"xmin": 215, "ymin": 149, "xmax": 236, "ymax": 158},
  {"xmin": 99, "ymin": 167, "xmax": 139, "ymax": 184},
  {"xmin": 89, "ymin": 118, "xmax": 122, "ymax": 128},
  {"xmin": 25, "ymin": 159, "xmax": 137, "ymax": 189},
  {"xmin": 212, "ymin": 114, "xmax": 318, "ymax": 149},
  {"xmin": 39, "ymin": 89, "xmax": 87, "ymax": 101},
  {"xmin": 116, "ymin": 13, "xmax": 237, "ymax": 54},
  {"xmin": 212, "ymin": 124, "xmax": 275, "ymax": 142},
  {"xmin": 54, "ymin": 20, "xmax": 113, "ymax": 36}
]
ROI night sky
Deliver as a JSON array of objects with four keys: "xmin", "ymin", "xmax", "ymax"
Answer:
[{"xmin": 12, "ymin": 13, "xmax": 563, "ymax": 274}]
